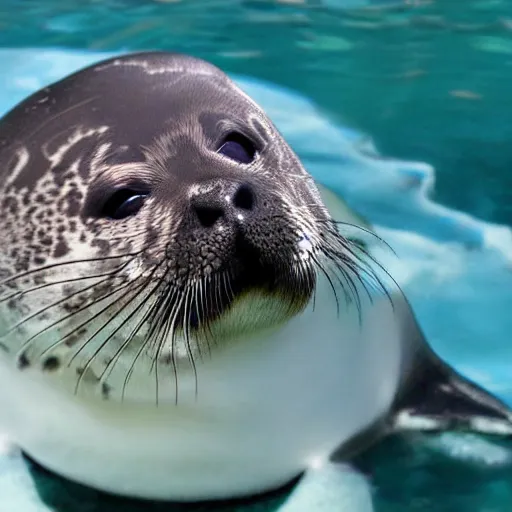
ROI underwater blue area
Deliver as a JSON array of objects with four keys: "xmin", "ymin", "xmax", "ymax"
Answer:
[{"xmin": 1, "ymin": 48, "xmax": 512, "ymax": 511}]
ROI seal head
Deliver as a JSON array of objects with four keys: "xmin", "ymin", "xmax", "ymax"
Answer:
[{"xmin": 0, "ymin": 52, "xmax": 352, "ymax": 402}]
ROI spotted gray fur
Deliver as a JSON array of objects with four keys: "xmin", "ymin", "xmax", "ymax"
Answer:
[{"xmin": 0, "ymin": 52, "xmax": 376, "ymax": 405}]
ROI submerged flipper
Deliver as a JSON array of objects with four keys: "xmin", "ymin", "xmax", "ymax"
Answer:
[{"xmin": 391, "ymin": 350, "xmax": 512, "ymax": 437}]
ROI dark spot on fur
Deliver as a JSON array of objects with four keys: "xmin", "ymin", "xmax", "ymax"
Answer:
[
  {"xmin": 101, "ymin": 382, "xmax": 111, "ymax": 400},
  {"xmin": 17, "ymin": 353, "xmax": 30, "ymax": 370},
  {"xmin": 76, "ymin": 366, "xmax": 100, "ymax": 384},
  {"xmin": 33, "ymin": 273, "xmax": 45, "ymax": 285},
  {"xmin": 53, "ymin": 239, "xmax": 70, "ymax": 258},
  {"xmin": 64, "ymin": 327, "xmax": 87, "ymax": 347},
  {"xmin": 15, "ymin": 258, "xmax": 29, "ymax": 273},
  {"xmin": 52, "ymin": 164, "xmax": 70, "ymax": 188},
  {"xmin": 91, "ymin": 238, "xmax": 110, "ymax": 253},
  {"xmin": 33, "ymin": 256, "xmax": 46, "ymax": 266},
  {"xmin": 161, "ymin": 353, "xmax": 173, "ymax": 365},
  {"xmin": 56, "ymin": 198, "xmax": 67, "ymax": 214},
  {"xmin": 43, "ymin": 356, "xmax": 60, "ymax": 372},
  {"xmin": 67, "ymin": 195, "xmax": 81, "ymax": 217},
  {"xmin": 5, "ymin": 196, "xmax": 18, "ymax": 215},
  {"xmin": 62, "ymin": 301, "xmax": 81, "ymax": 314}
]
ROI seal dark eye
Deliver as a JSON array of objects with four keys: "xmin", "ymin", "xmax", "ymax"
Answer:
[
  {"xmin": 218, "ymin": 132, "xmax": 256, "ymax": 164},
  {"xmin": 102, "ymin": 189, "xmax": 148, "ymax": 220}
]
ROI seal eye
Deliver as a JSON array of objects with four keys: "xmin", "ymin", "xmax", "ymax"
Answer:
[
  {"xmin": 218, "ymin": 132, "xmax": 256, "ymax": 164},
  {"xmin": 102, "ymin": 189, "xmax": 147, "ymax": 220}
]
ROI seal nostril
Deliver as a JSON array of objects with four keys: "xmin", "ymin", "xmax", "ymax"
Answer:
[
  {"xmin": 194, "ymin": 205, "xmax": 224, "ymax": 228},
  {"xmin": 233, "ymin": 184, "xmax": 254, "ymax": 211}
]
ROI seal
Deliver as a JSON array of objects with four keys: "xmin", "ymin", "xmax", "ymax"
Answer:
[{"xmin": 0, "ymin": 51, "xmax": 510, "ymax": 502}]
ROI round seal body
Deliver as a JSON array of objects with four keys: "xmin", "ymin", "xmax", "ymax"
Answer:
[{"xmin": 0, "ymin": 52, "xmax": 406, "ymax": 500}]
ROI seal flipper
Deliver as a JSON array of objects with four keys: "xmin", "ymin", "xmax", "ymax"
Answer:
[{"xmin": 391, "ymin": 353, "xmax": 512, "ymax": 437}]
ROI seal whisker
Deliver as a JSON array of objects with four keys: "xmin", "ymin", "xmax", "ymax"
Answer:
[
  {"xmin": 317, "ymin": 218, "xmax": 397, "ymax": 255},
  {"xmin": 318, "ymin": 216, "xmax": 400, "ymax": 300},
  {"xmin": 213, "ymin": 272, "xmax": 223, "ymax": 321},
  {"xmin": 193, "ymin": 279, "xmax": 208, "ymax": 360},
  {"xmin": 310, "ymin": 225, "xmax": 390, "ymax": 320},
  {"xmin": 310, "ymin": 253, "xmax": 341, "ymax": 317},
  {"xmin": 0, "ymin": 253, "xmax": 142, "ymax": 288},
  {"xmin": 320, "ymin": 255, "xmax": 364, "ymax": 324},
  {"xmin": 350, "ymin": 244, "xmax": 399, "ymax": 307},
  {"xmin": 2, "ymin": 272, "xmax": 135, "ymax": 344},
  {"xmin": 150, "ymin": 290, "xmax": 185, "ymax": 405},
  {"xmin": 320, "ymin": 226, "xmax": 396, "ymax": 305},
  {"xmin": 182, "ymin": 284, "xmax": 198, "ymax": 401},
  {"xmin": 129, "ymin": 278, "xmax": 185, "ymax": 404},
  {"xmin": 220, "ymin": 270, "xmax": 237, "ymax": 321},
  {"xmin": 337, "ymin": 258, "xmax": 374, "ymax": 306},
  {"xmin": 197, "ymin": 278, "xmax": 213, "ymax": 358},
  {"xmin": 0, "ymin": 264, "xmax": 132, "ymax": 304},
  {"xmin": 320, "ymin": 242, "xmax": 367, "ymax": 302},
  {"xmin": 148, "ymin": 284, "xmax": 180, "ymax": 375},
  {"xmin": 70, "ymin": 265, "xmax": 164, "ymax": 395},
  {"xmin": 171, "ymin": 330, "xmax": 180, "ymax": 406},
  {"xmin": 201, "ymin": 276, "xmax": 217, "ymax": 352},
  {"xmin": 296, "ymin": 258, "xmax": 315, "ymax": 307},
  {"xmin": 35, "ymin": 271, "xmax": 152, "ymax": 364},
  {"xmin": 122, "ymin": 317, "xmax": 161, "ymax": 403},
  {"xmin": 98, "ymin": 271, "xmax": 168, "ymax": 391},
  {"xmin": 188, "ymin": 281, "xmax": 203, "ymax": 362},
  {"xmin": 337, "ymin": 240, "xmax": 397, "ymax": 308}
]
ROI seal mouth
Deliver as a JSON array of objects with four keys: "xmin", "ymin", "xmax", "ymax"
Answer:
[{"xmin": 170, "ymin": 231, "xmax": 315, "ymax": 335}]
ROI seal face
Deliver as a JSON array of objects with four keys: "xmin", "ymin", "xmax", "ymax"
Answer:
[
  {"xmin": 0, "ymin": 52, "xmax": 511, "ymax": 503},
  {"xmin": 0, "ymin": 52, "xmax": 362, "ymax": 403}
]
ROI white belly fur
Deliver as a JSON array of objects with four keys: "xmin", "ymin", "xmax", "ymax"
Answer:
[{"xmin": 0, "ymin": 272, "xmax": 404, "ymax": 501}]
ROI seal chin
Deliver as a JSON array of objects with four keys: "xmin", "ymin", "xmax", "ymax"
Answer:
[
  {"xmin": 173, "ymin": 243, "xmax": 317, "ymax": 347},
  {"xmin": 199, "ymin": 287, "xmax": 312, "ymax": 344}
]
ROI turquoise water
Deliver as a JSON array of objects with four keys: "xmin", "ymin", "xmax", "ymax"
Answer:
[{"xmin": 1, "ymin": 1, "xmax": 512, "ymax": 511}]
